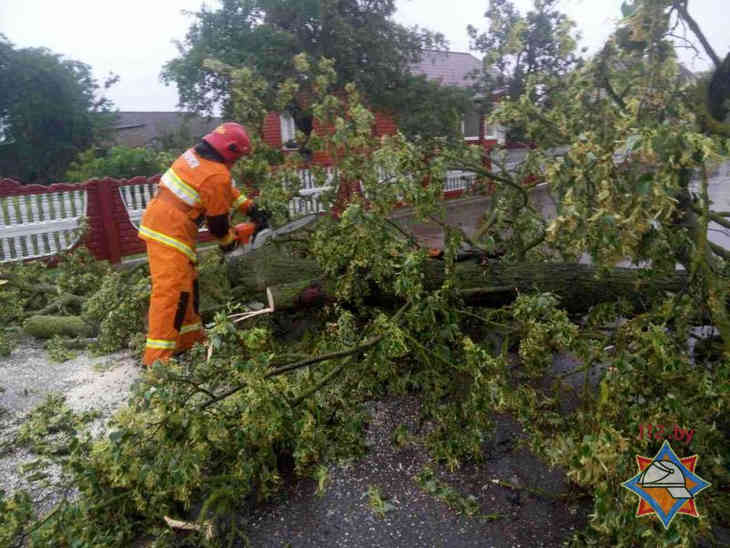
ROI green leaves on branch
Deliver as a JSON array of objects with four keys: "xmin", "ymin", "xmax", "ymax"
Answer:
[{"xmin": 65, "ymin": 147, "xmax": 170, "ymax": 182}]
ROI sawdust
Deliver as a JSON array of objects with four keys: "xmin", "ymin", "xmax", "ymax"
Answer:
[{"xmin": 0, "ymin": 336, "xmax": 140, "ymax": 512}]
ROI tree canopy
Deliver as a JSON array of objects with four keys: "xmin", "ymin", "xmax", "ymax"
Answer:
[
  {"xmin": 162, "ymin": 0, "xmax": 471, "ymax": 140},
  {"xmin": 0, "ymin": 36, "xmax": 115, "ymax": 184},
  {"xmin": 467, "ymin": 0, "xmax": 583, "ymax": 139}
]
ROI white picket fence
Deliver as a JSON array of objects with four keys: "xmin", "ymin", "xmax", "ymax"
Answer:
[
  {"xmin": 118, "ymin": 181, "xmax": 157, "ymax": 229},
  {"xmin": 116, "ymin": 172, "xmax": 333, "ymax": 227},
  {"xmin": 444, "ymin": 170, "xmax": 477, "ymax": 193},
  {"xmin": 1, "ymin": 169, "xmax": 476, "ymax": 263},
  {"xmin": 287, "ymin": 168, "xmax": 336, "ymax": 216},
  {"xmin": 0, "ymin": 189, "xmax": 87, "ymax": 263}
]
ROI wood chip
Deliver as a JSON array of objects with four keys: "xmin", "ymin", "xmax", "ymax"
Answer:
[{"xmin": 163, "ymin": 516, "xmax": 214, "ymax": 540}]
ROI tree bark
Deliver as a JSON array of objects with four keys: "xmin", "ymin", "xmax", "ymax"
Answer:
[
  {"xmin": 23, "ymin": 315, "xmax": 96, "ymax": 339},
  {"xmin": 228, "ymin": 247, "xmax": 688, "ymax": 314}
]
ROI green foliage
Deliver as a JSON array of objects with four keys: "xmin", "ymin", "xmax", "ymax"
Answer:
[
  {"xmin": 512, "ymin": 293, "xmax": 577, "ymax": 372},
  {"xmin": 468, "ymin": 0, "xmax": 582, "ymax": 122},
  {"xmin": 467, "ymin": 6, "xmax": 730, "ymax": 542},
  {"xmin": 55, "ymin": 247, "xmax": 111, "ymax": 296},
  {"xmin": 82, "ymin": 268, "xmax": 149, "ymax": 354},
  {"xmin": 2, "ymin": 6, "xmax": 730, "ymax": 544},
  {"xmin": 382, "ymin": 74, "xmax": 475, "ymax": 143},
  {"xmin": 365, "ymin": 485, "xmax": 395, "ymax": 518},
  {"xmin": 161, "ymin": 0, "xmax": 471, "ymax": 138},
  {"xmin": 196, "ymin": 249, "xmax": 233, "ymax": 313},
  {"xmin": 0, "ymin": 260, "xmax": 47, "ymax": 323},
  {"xmin": 163, "ymin": 0, "xmax": 442, "ymax": 115},
  {"xmin": 65, "ymin": 146, "xmax": 169, "ymax": 182},
  {"xmin": 14, "ymin": 320, "xmax": 370, "ymax": 545},
  {"xmin": 0, "ymin": 36, "xmax": 116, "ymax": 183},
  {"xmin": 415, "ymin": 466, "xmax": 502, "ymax": 520},
  {"xmin": 0, "ymin": 490, "xmax": 34, "ymax": 548},
  {"xmin": 15, "ymin": 394, "xmax": 99, "ymax": 456},
  {"xmin": 0, "ymin": 328, "xmax": 16, "ymax": 357},
  {"xmin": 44, "ymin": 335, "xmax": 78, "ymax": 363},
  {"xmin": 0, "ymin": 283, "xmax": 24, "ymax": 324}
]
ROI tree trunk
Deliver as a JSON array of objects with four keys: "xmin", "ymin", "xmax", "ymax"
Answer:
[
  {"xmin": 23, "ymin": 315, "xmax": 96, "ymax": 339},
  {"xmin": 228, "ymin": 247, "xmax": 688, "ymax": 313}
]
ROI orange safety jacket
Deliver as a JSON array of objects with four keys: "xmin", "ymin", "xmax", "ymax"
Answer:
[{"xmin": 139, "ymin": 148, "xmax": 252, "ymax": 261}]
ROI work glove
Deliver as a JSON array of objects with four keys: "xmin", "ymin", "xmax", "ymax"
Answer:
[
  {"xmin": 247, "ymin": 204, "xmax": 271, "ymax": 232},
  {"xmin": 219, "ymin": 238, "xmax": 239, "ymax": 254},
  {"xmin": 218, "ymin": 229, "xmax": 240, "ymax": 254}
]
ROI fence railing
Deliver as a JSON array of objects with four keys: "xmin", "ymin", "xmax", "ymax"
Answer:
[
  {"xmin": 444, "ymin": 170, "xmax": 477, "ymax": 193},
  {"xmin": 0, "ymin": 169, "xmax": 477, "ymax": 264},
  {"xmin": 287, "ymin": 168, "xmax": 335, "ymax": 216},
  {"xmin": 118, "ymin": 180, "xmax": 157, "ymax": 229},
  {"xmin": 1, "ymin": 184, "xmax": 87, "ymax": 263}
]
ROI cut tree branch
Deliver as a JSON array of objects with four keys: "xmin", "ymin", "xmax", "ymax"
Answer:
[
  {"xmin": 709, "ymin": 213, "xmax": 730, "ymax": 230},
  {"xmin": 709, "ymin": 241, "xmax": 730, "ymax": 260},
  {"xmin": 199, "ymin": 302, "xmax": 410, "ymax": 410}
]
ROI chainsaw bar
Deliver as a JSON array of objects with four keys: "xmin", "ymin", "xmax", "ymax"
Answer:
[
  {"xmin": 227, "ymin": 214, "xmax": 318, "ymax": 259},
  {"xmin": 251, "ymin": 213, "xmax": 318, "ymax": 249}
]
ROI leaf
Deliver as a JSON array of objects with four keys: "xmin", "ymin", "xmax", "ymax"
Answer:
[
  {"xmin": 625, "ymin": 135, "xmax": 641, "ymax": 152},
  {"xmin": 636, "ymin": 173, "xmax": 653, "ymax": 196}
]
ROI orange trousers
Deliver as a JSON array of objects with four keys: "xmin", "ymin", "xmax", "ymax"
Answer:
[{"xmin": 143, "ymin": 240, "xmax": 205, "ymax": 366}]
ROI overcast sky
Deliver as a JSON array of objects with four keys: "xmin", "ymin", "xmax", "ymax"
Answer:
[{"xmin": 1, "ymin": 0, "xmax": 728, "ymax": 111}]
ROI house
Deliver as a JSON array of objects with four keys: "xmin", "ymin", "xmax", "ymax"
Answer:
[
  {"xmin": 111, "ymin": 112, "xmax": 222, "ymax": 148},
  {"xmin": 111, "ymin": 51, "xmax": 502, "ymax": 157},
  {"xmin": 412, "ymin": 50, "xmax": 505, "ymax": 146},
  {"xmin": 260, "ymin": 50, "xmax": 505, "ymax": 159}
]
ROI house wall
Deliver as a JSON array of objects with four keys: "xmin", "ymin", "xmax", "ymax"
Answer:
[
  {"xmin": 262, "ymin": 113, "xmax": 283, "ymax": 149},
  {"xmin": 261, "ymin": 110, "xmax": 398, "ymax": 165}
]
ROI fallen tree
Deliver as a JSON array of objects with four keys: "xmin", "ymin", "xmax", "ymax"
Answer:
[
  {"xmin": 230, "ymin": 245, "xmax": 688, "ymax": 313},
  {"xmin": 3, "ymin": 8, "xmax": 730, "ymax": 546}
]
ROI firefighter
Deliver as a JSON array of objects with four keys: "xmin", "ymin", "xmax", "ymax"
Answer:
[{"xmin": 139, "ymin": 122, "xmax": 263, "ymax": 366}]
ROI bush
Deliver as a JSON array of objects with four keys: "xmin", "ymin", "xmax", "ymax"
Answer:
[{"xmin": 65, "ymin": 146, "xmax": 169, "ymax": 182}]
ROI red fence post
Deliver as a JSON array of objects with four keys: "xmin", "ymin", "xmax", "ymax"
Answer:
[
  {"xmin": 95, "ymin": 179, "xmax": 122, "ymax": 264},
  {"xmin": 83, "ymin": 180, "xmax": 106, "ymax": 261}
]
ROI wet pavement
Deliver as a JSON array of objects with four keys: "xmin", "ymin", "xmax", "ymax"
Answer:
[{"xmin": 239, "ymin": 396, "xmax": 586, "ymax": 548}]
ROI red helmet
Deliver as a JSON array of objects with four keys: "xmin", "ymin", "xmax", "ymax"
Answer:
[{"xmin": 203, "ymin": 122, "xmax": 251, "ymax": 164}]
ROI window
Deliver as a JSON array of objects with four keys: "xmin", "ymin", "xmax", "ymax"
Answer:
[
  {"xmin": 485, "ymin": 121, "xmax": 506, "ymax": 145},
  {"xmin": 462, "ymin": 111, "xmax": 481, "ymax": 139},
  {"xmin": 280, "ymin": 112, "xmax": 297, "ymax": 149}
]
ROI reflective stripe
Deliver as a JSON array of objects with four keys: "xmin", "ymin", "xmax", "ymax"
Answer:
[
  {"xmin": 161, "ymin": 168, "xmax": 200, "ymax": 206},
  {"xmin": 146, "ymin": 338, "xmax": 176, "ymax": 349},
  {"xmin": 180, "ymin": 322, "xmax": 202, "ymax": 335},
  {"xmin": 139, "ymin": 225, "xmax": 197, "ymax": 263},
  {"xmin": 233, "ymin": 194, "xmax": 249, "ymax": 209}
]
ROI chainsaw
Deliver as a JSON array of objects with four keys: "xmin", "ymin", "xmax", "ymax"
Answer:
[{"xmin": 227, "ymin": 213, "xmax": 318, "ymax": 258}]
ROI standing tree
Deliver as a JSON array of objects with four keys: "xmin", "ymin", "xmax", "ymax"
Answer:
[
  {"xmin": 0, "ymin": 36, "xmax": 115, "ymax": 184},
  {"xmin": 467, "ymin": 0, "xmax": 583, "ymax": 142},
  {"xmin": 468, "ymin": 0, "xmax": 582, "ymax": 100},
  {"xmin": 162, "ymin": 0, "xmax": 471, "ymax": 140}
]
